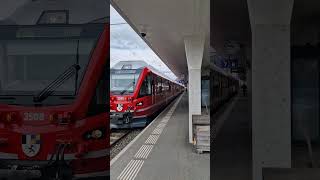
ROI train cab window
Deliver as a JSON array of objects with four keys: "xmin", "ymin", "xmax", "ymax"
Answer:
[
  {"xmin": 87, "ymin": 65, "xmax": 108, "ymax": 116},
  {"xmin": 139, "ymin": 75, "xmax": 152, "ymax": 97}
]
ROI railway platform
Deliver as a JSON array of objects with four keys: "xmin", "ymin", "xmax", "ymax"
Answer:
[
  {"xmin": 211, "ymin": 96, "xmax": 251, "ymax": 180},
  {"xmin": 110, "ymin": 93, "xmax": 210, "ymax": 180}
]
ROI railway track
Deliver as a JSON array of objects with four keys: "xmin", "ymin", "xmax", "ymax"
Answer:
[{"xmin": 110, "ymin": 130, "xmax": 131, "ymax": 147}]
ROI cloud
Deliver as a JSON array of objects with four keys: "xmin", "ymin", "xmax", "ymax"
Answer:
[
  {"xmin": 110, "ymin": 6, "xmax": 146, "ymax": 50},
  {"xmin": 111, "ymin": 25, "xmax": 147, "ymax": 50},
  {"xmin": 110, "ymin": 5, "xmax": 177, "ymax": 80},
  {"xmin": 110, "ymin": 6, "xmax": 125, "ymax": 24}
]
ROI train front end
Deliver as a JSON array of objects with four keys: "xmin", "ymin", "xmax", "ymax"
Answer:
[
  {"xmin": 0, "ymin": 24, "xmax": 109, "ymax": 179},
  {"xmin": 110, "ymin": 67, "xmax": 146, "ymax": 128}
]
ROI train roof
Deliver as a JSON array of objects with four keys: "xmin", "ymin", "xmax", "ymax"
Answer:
[{"xmin": 111, "ymin": 60, "xmax": 184, "ymax": 87}]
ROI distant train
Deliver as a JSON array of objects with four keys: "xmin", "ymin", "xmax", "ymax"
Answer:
[
  {"xmin": 110, "ymin": 61, "xmax": 184, "ymax": 128},
  {"xmin": 211, "ymin": 65, "xmax": 239, "ymax": 111}
]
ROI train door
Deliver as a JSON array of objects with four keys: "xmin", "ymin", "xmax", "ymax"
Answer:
[
  {"xmin": 151, "ymin": 73, "xmax": 155, "ymax": 104},
  {"xmin": 156, "ymin": 76, "xmax": 162, "ymax": 105},
  {"xmin": 292, "ymin": 52, "xmax": 320, "ymax": 142},
  {"xmin": 164, "ymin": 79, "xmax": 168, "ymax": 104},
  {"xmin": 136, "ymin": 73, "xmax": 152, "ymax": 115},
  {"xmin": 161, "ymin": 78, "xmax": 166, "ymax": 105},
  {"xmin": 153, "ymin": 75, "xmax": 157, "ymax": 104},
  {"xmin": 169, "ymin": 81, "xmax": 172, "ymax": 98}
]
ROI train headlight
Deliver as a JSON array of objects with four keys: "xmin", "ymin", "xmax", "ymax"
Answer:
[
  {"xmin": 83, "ymin": 128, "xmax": 105, "ymax": 140},
  {"xmin": 92, "ymin": 130, "xmax": 103, "ymax": 139},
  {"xmin": 136, "ymin": 102, "xmax": 143, "ymax": 106}
]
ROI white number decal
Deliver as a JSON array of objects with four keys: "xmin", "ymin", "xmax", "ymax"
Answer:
[{"xmin": 23, "ymin": 112, "xmax": 45, "ymax": 121}]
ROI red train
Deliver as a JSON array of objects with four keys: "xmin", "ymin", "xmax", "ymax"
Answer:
[
  {"xmin": 0, "ymin": 1, "xmax": 109, "ymax": 179},
  {"xmin": 110, "ymin": 61, "xmax": 184, "ymax": 128}
]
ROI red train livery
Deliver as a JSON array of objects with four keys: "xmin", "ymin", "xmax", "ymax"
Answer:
[
  {"xmin": 0, "ymin": 19, "xmax": 109, "ymax": 180},
  {"xmin": 110, "ymin": 61, "xmax": 185, "ymax": 129}
]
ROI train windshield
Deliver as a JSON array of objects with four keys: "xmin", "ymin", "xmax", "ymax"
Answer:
[
  {"xmin": 0, "ymin": 24, "xmax": 104, "ymax": 106},
  {"xmin": 110, "ymin": 70, "xmax": 141, "ymax": 94}
]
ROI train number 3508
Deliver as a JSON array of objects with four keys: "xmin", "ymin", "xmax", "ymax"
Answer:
[{"xmin": 23, "ymin": 112, "xmax": 45, "ymax": 121}]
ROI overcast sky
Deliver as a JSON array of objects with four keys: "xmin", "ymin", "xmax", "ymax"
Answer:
[{"xmin": 110, "ymin": 6, "xmax": 176, "ymax": 80}]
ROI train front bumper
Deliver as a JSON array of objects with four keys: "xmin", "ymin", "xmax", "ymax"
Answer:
[
  {"xmin": 0, "ymin": 169, "xmax": 41, "ymax": 179},
  {"xmin": 110, "ymin": 111, "xmax": 135, "ymax": 129},
  {"xmin": 0, "ymin": 156, "xmax": 109, "ymax": 179},
  {"xmin": 0, "ymin": 159, "xmax": 65, "ymax": 179}
]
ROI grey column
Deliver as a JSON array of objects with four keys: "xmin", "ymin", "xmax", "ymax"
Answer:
[
  {"xmin": 247, "ymin": 0, "xmax": 294, "ymax": 180},
  {"xmin": 185, "ymin": 34, "xmax": 205, "ymax": 143}
]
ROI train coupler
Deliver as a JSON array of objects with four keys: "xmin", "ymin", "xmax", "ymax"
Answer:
[
  {"xmin": 110, "ymin": 112, "xmax": 133, "ymax": 125},
  {"xmin": 41, "ymin": 143, "xmax": 73, "ymax": 180}
]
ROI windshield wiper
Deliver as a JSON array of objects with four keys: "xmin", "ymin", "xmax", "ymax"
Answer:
[
  {"xmin": 33, "ymin": 64, "xmax": 81, "ymax": 103},
  {"xmin": 120, "ymin": 82, "xmax": 135, "ymax": 95},
  {"xmin": 120, "ymin": 75, "xmax": 136, "ymax": 95}
]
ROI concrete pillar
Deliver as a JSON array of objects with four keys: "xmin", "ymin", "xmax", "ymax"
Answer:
[
  {"xmin": 247, "ymin": 0, "xmax": 294, "ymax": 180},
  {"xmin": 184, "ymin": 34, "xmax": 205, "ymax": 143}
]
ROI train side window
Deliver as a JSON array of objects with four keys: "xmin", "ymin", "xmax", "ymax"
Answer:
[
  {"xmin": 163, "ymin": 80, "xmax": 167, "ymax": 92},
  {"xmin": 158, "ymin": 77, "xmax": 162, "ymax": 93},
  {"xmin": 152, "ymin": 75, "xmax": 156, "ymax": 95},
  {"xmin": 147, "ymin": 75, "xmax": 152, "ymax": 94},
  {"xmin": 139, "ymin": 75, "xmax": 152, "ymax": 97},
  {"xmin": 165, "ymin": 80, "xmax": 169, "ymax": 92}
]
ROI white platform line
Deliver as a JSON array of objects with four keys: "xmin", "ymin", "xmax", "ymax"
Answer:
[
  {"xmin": 142, "ymin": 145, "xmax": 153, "ymax": 159},
  {"xmin": 122, "ymin": 160, "xmax": 138, "ymax": 180},
  {"xmin": 134, "ymin": 146, "xmax": 145, "ymax": 159},
  {"xmin": 128, "ymin": 160, "xmax": 144, "ymax": 180},
  {"xmin": 157, "ymin": 123, "xmax": 166, "ymax": 128},
  {"xmin": 134, "ymin": 145, "xmax": 153, "ymax": 159},
  {"xmin": 135, "ymin": 145, "xmax": 146, "ymax": 159},
  {"xmin": 117, "ymin": 159, "xmax": 144, "ymax": 180},
  {"xmin": 161, "ymin": 118, "xmax": 170, "ymax": 122},
  {"xmin": 114, "ymin": 93, "xmax": 184, "ymax": 180},
  {"xmin": 152, "ymin": 127, "xmax": 163, "ymax": 135},
  {"xmin": 161, "ymin": 120, "xmax": 168, "ymax": 124},
  {"xmin": 111, "ymin": 94, "xmax": 182, "ymax": 166},
  {"xmin": 145, "ymin": 135, "xmax": 159, "ymax": 144}
]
